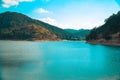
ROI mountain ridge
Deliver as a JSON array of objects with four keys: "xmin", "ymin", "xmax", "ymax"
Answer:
[
  {"xmin": 0, "ymin": 11, "xmax": 78, "ymax": 41},
  {"xmin": 64, "ymin": 29, "xmax": 90, "ymax": 40},
  {"xmin": 86, "ymin": 11, "xmax": 120, "ymax": 46}
]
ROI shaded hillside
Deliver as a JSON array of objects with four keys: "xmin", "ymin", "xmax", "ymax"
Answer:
[
  {"xmin": 0, "ymin": 12, "xmax": 77, "ymax": 40},
  {"xmin": 86, "ymin": 11, "xmax": 120, "ymax": 45},
  {"xmin": 65, "ymin": 29, "xmax": 90, "ymax": 39}
]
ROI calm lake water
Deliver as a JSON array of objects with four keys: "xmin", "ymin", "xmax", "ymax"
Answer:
[{"xmin": 0, "ymin": 41, "xmax": 120, "ymax": 80}]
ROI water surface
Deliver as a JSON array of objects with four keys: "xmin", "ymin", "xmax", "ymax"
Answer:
[{"xmin": 0, "ymin": 41, "xmax": 120, "ymax": 80}]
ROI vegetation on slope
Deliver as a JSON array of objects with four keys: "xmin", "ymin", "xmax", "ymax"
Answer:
[
  {"xmin": 0, "ymin": 12, "xmax": 77, "ymax": 40},
  {"xmin": 86, "ymin": 11, "xmax": 120, "ymax": 44},
  {"xmin": 65, "ymin": 29, "xmax": 90, "ymax": 40}
]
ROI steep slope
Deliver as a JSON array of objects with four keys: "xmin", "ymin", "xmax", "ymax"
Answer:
[
  {"xmin": 86, "ymin": 11, "xmax": 120, "ymax": 45},
  {"xmin": 0, "ymin": 12, "xmax": 76, "ymax": 40},
  {"xmin": 65, "ymin": 29, "xmax": 90, "ymax": 40}
]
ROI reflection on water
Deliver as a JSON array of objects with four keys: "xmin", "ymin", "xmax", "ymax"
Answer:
[{"xmin": 0, "ymin": 41, "xmax": 120, "ymax": 80}]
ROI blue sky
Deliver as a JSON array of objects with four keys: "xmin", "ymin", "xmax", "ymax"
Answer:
[{"xmin": 0, "ymin": 0, "xmax": 120, "ymax": 29}]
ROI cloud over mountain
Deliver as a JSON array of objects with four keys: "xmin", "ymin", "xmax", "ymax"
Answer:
[
  {"xmin": 41, "ymin": 17, "xmax": 57, "ymax": 25},
  {"xmin": 35, "ymin": 8, "xmax": 50, "ymax": 14}
]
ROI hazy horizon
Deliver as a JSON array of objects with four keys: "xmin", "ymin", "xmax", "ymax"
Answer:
[{"xmin": 0, "ymin": 0, "xmax": 120, "ymax": 29}]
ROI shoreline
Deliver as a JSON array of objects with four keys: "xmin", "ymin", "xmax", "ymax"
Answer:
[
  {"xmin": 0, "ymin": 39, "xmax": 61, "ymax": 42},
  {"xmin": 0, "ymin": 39, "xmax": 85, "ymax": 42},
  {"xmin": 0, "ymin": 39, "xmax": 120, "ymax": 46},
  {"xmin": 87, "ymin": 40, "xmax": 120, "ymax": 46}
]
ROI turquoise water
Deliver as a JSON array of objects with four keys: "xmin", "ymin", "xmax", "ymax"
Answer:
[{"xmin": 0, "ymin": 41, "xmax": 120, "ymax": 80}]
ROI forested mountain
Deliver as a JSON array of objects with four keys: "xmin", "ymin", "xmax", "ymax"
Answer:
[
  {"xmin": 86, "ymin": 11, "xmax": 120, "ymax": 45},
  {"xmin": 65, "ymin": 29, "xmax": 90, "ymax": 39},
  {"xmin": 0, "ymin": 12, "xmax": 77, "ymax": 41}
]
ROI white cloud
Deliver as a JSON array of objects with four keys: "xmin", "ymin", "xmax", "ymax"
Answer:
[
  {"xmin": 39, "ymin": 17, "xmax": 99, "ymax": 29},
  {"xmin": 40, "ymin": 17, "xmax": 57, "ymax": 25},
  {"xmin": 35, "ymin": 8, "xmax": 50, "ymax": 14},
  {"xmin": 2, "ymin": 0, "xmax": 34, "ymax": 8},
  {"xmin": 39, "ymin": 17, "xmax": 71, "ymax": 29}
]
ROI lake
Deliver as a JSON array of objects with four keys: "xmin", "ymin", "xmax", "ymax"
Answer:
[{"xmin": 0, "ymin": 41, "xmax": 120, "ymax": 80}]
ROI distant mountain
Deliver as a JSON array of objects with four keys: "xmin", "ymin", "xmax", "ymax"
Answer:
[
  {"xmin": 64, "ymin": 29, "xmax": 90, "ymax": 39},
  {"xmin": 86, "ymin": 11, "xmax": 120, "ymax": 46},
  {"xmin": 0, "ymin": 12, "xmax": 77, "ymax": 41}
]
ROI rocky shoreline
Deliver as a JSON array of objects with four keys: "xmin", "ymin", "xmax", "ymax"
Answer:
[{"xmin": 87, "ymin": 39, "xmax": 120, "ymax": 46}]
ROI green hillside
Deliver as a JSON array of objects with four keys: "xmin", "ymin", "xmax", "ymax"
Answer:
[
  {"xmin": 65, "ymin": 29, "xmax": 90, "ymax": 39},
  {"xmin": 86, "ymin": 11, "xmax": 120, "ymax": 45},
  {"xmin": 0, "ymin": 12, "xmax": 77, "ymax": 41}
]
